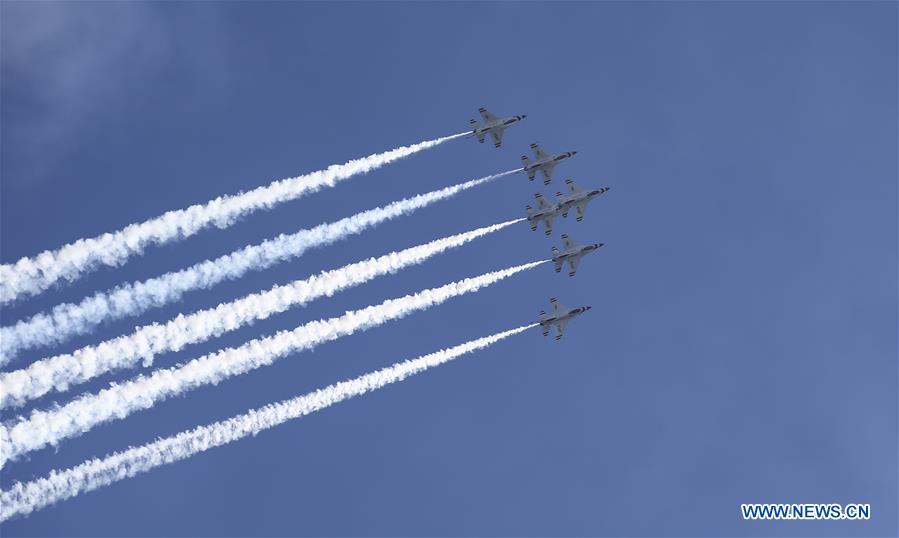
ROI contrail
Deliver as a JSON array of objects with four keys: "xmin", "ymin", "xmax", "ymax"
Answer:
[
  {"xmin": 0, "ymin": 261, "xmax": 545, "ymax": 466},
  {"xmin": 0, "ymin": 324, "xmax": 535, "ymax": 521},
  {"xmin": 0, "ymin": 133, "xmax": 466, "ymax": 305},
  {"xmin": 0, "ymin": 169, "xmax": 519, "ymax": 364},
  {"xmin": 0, "ymin": 218, "xmax": 524, "ymax": 409}
]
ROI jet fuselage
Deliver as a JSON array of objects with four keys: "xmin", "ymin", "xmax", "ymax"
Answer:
[
  {"xmin": 527, "ymin": 206, "xmax": 561, "ymax": 223},
  {"xmin": 524, "ymin": 151, "xmax": 578, "ymax": 173},
  {"xmin": 552, "ymin": 243, "xmax": 603, "ymax": 263},
  {"xmin": 539, "ymin": 306, "xmax": 591, "ymax": 326},
  {"xmin": 558, "ymin": 187, "xmax": 609, "ymax": 212},
  {"xmin": 472, "ymin": 115, "xmax": 526, "ymax": 137}
]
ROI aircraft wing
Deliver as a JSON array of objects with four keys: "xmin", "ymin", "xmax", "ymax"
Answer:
[
  {"xmin": 530, "ymin": 143, "xmax": 550, "ymax": 160},
  {"xmin": 541, "ymin": 163, "xmax": 556, "ymax": 185},
  {"xmin": 490, "ymin": 129, "xmax": 504, "ymax": 148},
  {"xmin": 554, "ymin": 259, "xmax": 563, "ymax": 273},
  {"xmin": 575, "ymin": 202, "xmax": 588, "ymax": 222},
  {"xmin": 542, "ymin": 215, "xmax": 554, "ymax": 236},
  {"xmin": 565, "ymin": 179, "xmax": 584, "ymax": 194},
  {"xmin": 567, "ymin": 255, "xmax": 581, "ymax": 277},
  {"xmin": 555, "ymin": 319, "xmax": 568, "ymax": 340},
  {"xmin": 561, "ymin": 233, "xmax": 575, "ymax": 250},
  {"xmin": 479, "ymin": 107, "xmax": 498, "ymax": 122},
  {"xmin": 550, "ymin": 297, "xmax": 568, "ymax": 313},
  {"xmin": 542, "ymin": 324, "xmax": 550, "ymax": 337},
  {"xmin": 534, "ymin": 192, "xmax": 552, "ymax": 210}
]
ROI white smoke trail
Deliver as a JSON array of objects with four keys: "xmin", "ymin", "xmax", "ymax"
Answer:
[
  {"xmin": 0, "ymin": 169, "xmax": 518, "ymax": 364},
  {"xmin": 0, "ymin": 218, "xmax": 524, "ymax": 409},
  {"xmin": 0, "ymin": 133, "xmax": 466, "ymax": 305},
  {"xmin": 0, "ymin": 324, "xmax": 535, "ymax": 521},
  {"xmin": 0, "ymin": 261, "xmax": 545, "ymax": 466}
]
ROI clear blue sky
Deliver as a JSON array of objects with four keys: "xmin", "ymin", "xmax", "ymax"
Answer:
[{"xmin": 1, "ymin": 2, "xmax": 896, "ymax": 536}]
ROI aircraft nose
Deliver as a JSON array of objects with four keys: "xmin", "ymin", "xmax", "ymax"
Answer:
[
  {"xmin": 596, "ymin": 243, "xmax": 604, "ymax": 248},
  {"xmin": 585, "ymin": 306, "xmax": 592, "ymax": 311},
  {"xmin": 572, "ymin": 151, "xmax": 578, "ymax": 155},
  {"xmin": 521, "ymin": 114, "xmax": 528, "ymax": 118}
]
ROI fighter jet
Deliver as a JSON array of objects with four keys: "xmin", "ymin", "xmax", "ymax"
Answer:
[
  {"xmin": 520, "ymin": 143, "xmax": 577, "ymax": 185},
  {"xmin": 552, "ymin": 234, "xmax": 603, "ymax": 277},
  {"xmin": 539, "ymin": 298, "xmax": 591, "ymax": 340},
  {"xmin": 556, "ymin": 179, "xmax": 609, "ymax": 222},
  {"xmin": 469, "ymin": 108, "xmax": 526, "ymax": 148},
  {"xmin": 525, "ymin": 193, "xmax": 563, "ymax": 236}
]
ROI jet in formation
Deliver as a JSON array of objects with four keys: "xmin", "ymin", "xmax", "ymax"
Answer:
[
  {"xmin": 469, "ymin": 108, "xmax": 526, "ymax": 148},
  {"xmin": 521, "ymin": 143, "xmax": 577, "ymax": 185},
  {"xmin": 538, "ymin": 298, "xmax": 591, "ymax": 341},
  {"xmin": 556, "ymin": 180, "xmax": 609, "ymax": 222},
  {"xmin": 525, "ymin": 193, "xmax": 564, "ymax": 236},
  {"xmin": 552, "ymin": 234, "xmax": 603, "ymax": 277},
  {"xmin": 525, "ymin": 179, "xmax": 607, "ymax": 236}
]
